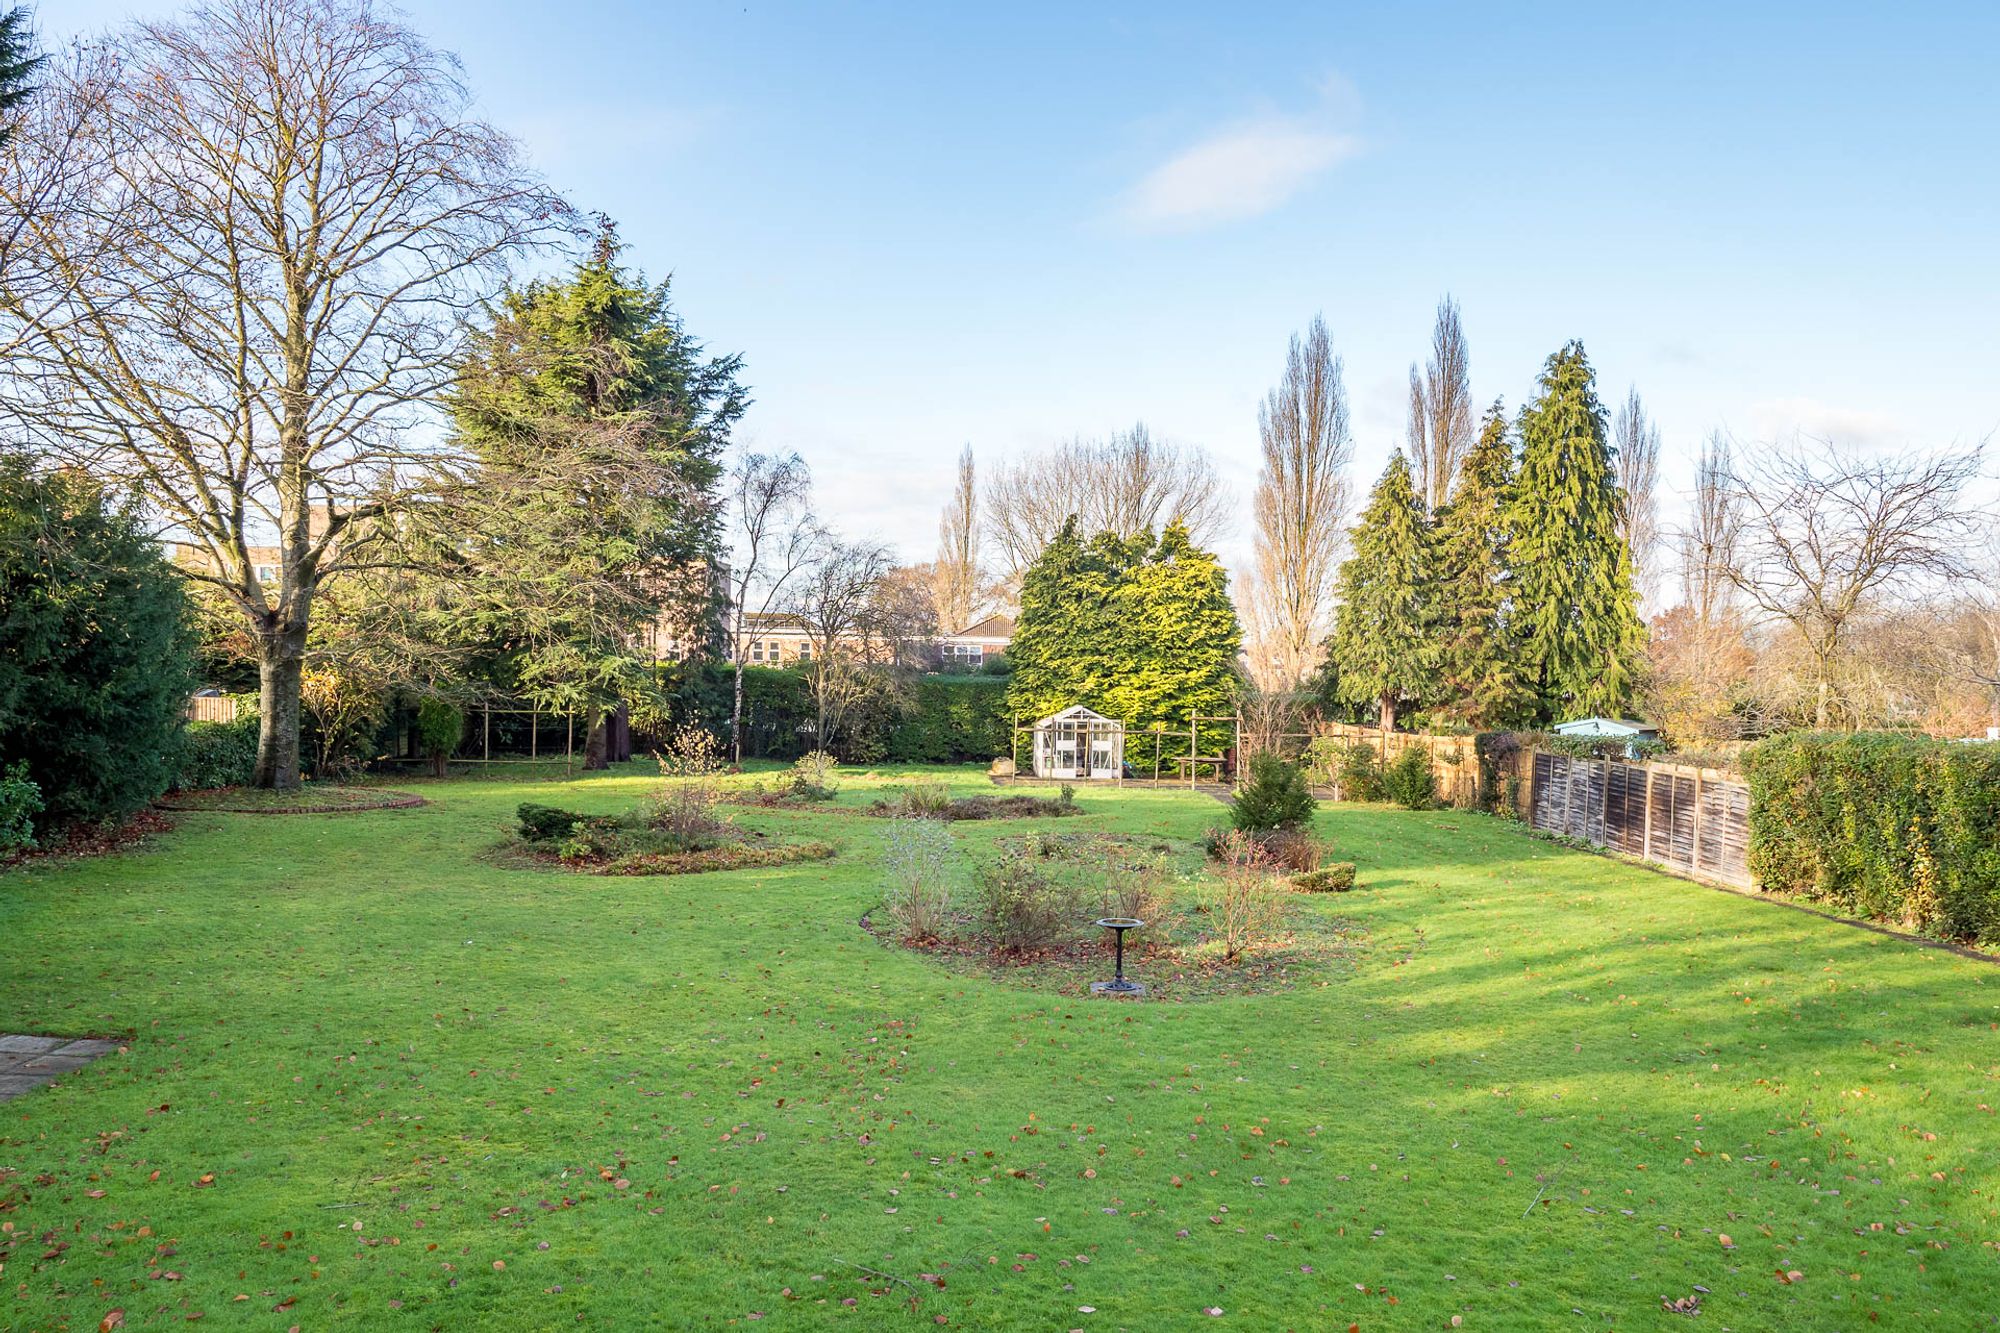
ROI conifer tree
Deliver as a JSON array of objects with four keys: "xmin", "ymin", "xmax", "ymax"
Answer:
[
  {"xmin": 1507, "ymin": 342, "xmax": 1646, "ymax": 720},
  {"xmin": 1104, "ymin": 522, "xmax": 1241, "ymax": 732},
  {"xmin": 433, "ymin": 221, "xmax": 746, "ymax": 764},
  {"xmin": 1432, "ymin": 401, "xmax": 1533, "ymax": 727},
  {"xmin": 1007, "ymin": 521, "xmax": 1239, "ymax": 740},
  {"xmin": 1327, "ymin": 453, "xmax": 1434, "ymax": 731}
]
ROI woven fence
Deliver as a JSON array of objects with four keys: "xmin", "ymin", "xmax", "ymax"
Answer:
[{"xmin": 1527, "ymin": 752, "xmax": 1751, "ymax": 888}]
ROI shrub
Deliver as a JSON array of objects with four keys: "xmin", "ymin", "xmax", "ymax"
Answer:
[
  {"xmin": 517, "ymin": 803, "xmax": 590, "ymax": 842},
  {"xmin": 0, "ymin": 762, "xmax": 43, "ymax": 852},
  {"xmin": 417, "ymin": 697, "xmax": 464, "ymax": 777},
  {"xmin": 882, "ymin": 817, "xmax": 955, "ymax": 943},
  {"xmin": 1379, "ymin": 746, "xmax": 1438, "ymax": 810},
  {"xmin": 789, "ymin": 750, "xmax": 840, "ymax": 800},
  {"xmin": 1336, "ymin": 743, "xmax": 1382, "ymax": 801},
  {"xmin": 896, "ymin": 779, "xmax": 956, "ymax": 819},
  {"xmin": 1230, "ymin": 754, "xmax": 1317, "ymax": 832},
  {"xmin": 0, "ymin": 462, "xmax": 196, "ymax": 831},
  {"xmin": 1302, "ymin": 735, "xmax": 1344, "ymax": 787},
  {"xmin": 974, "ymin": 851, "xmax": 1085, "ymax": 952},
  {"xmin": 1212, "ymin": 863, "xmax": 1291, "ymax": 961},
  {"xmin": 556, "ymin": 817, "xmax": 623, "ymax": 863},
  {"xmin": 648, "ymin": 725, "xmax": 726, "ymax": 843},
  {"xmin": 1292, "ymin": 863, "xmax": 1357, "ymax": 893},
  {"xmin": 1260, "ymin": 826, "xmax": 1324, "ymax": 872},
  {"xmin": 1746, "ymin": 732, "xmax": 2000, "ymax": 941},
  {"xmin": 1099, "ymin": 854, "xmax": 1171, "ymax": 931},
  {"xmin": 174, "ymin": 713, "xmax": 259, "ymax": 790}
]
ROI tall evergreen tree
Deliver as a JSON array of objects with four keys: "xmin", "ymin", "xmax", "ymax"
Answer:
[
  {"xmin": 435, "ymin": 221, "xmax": 746, "ymax": 764},
  {"xmin": 1007, "ymin": 521, "xmax": 1240, "ymax": 740},
  {"xmin": 0, "ymin": 8, "xmax": 43, "ymax": 144},
  {"xmin": 1104, "ymin": 522, "xmax": 1241, "ymax": 732},
  {"xmin": 1507, "ymin": 342, "xmax": 1646, "ymax": 720},
  {"xmin": 1326, "ymin": 453, "xmax": 1434, "ymax": 731},
  {"xmin": 1433, "ymin": 401, "xmax": 1533, "ymax": 727}
]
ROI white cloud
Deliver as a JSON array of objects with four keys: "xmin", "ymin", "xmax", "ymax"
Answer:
[
  {"xmin": 1744, "ymin": 397, "xmax": 1907, "ymax": 450},
  {"xmin": 1122, "ymin": 117, "xmax": 1360, "ymax": 232}
]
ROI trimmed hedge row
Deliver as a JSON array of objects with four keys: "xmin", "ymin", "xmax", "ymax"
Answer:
[
  {"xmin": 884, "ymin": 677, "xmax": 1010, "ymax": 764},
  {"xmin": 172, "ymin": 713, "xmax": 260, "ymax": 790},
  {"xmin": 1745, "ymin": 732, "xmax": 2000, "ymax": 942}
]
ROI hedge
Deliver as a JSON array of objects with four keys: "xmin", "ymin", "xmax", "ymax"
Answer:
[
  {"xmin": 173, "ymin": 712, "xmax": 261, "ymax": 790},
  {"xmin": 649, "ymin": 665, "xmax": 1010, "ymax": 765},
  {"xmin": 885, "ymin": 677, "xmax": 1010, "ymax": 763},
  {"xmin": 1745, "ymin": 732, "xmax": 2000, "ymax": 942}
]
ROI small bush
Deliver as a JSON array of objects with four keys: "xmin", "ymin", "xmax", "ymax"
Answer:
[
  {"xmin": 789, "ymin": 750, "xmax": 840, "ymax": 801},
  {"xmin": 1302, "ymin": 735, "xmax": 1344, "ymax": 787},
  {"xmin": 882, "ymin": 817, "xmax": 955, "ymax": 943},
  {"xmin": 1336, "ymin": 744, "xmax": 1382, "ymax": 801},
  {"xmin": 1230, "ymin": 753, "xmax": 1317, "ymax": 832},
  {"xmin": 1292, "ymin": 863, "xmax": 1357, "ymax": 893},
  {"xmin": 556, "ymin": 817, "xmax": 623, "ymax": 863},
  {"xmin": 517, "ymin": 803, "xmax": 587, "ymax": 842},
  {"xmin": 649, "ymin": 725, "xmax": 726, "ymax": 842},
  {"xmin": 974, "ymin": 851, "xmax": 1085, "ymax": 952},
  {"xmin": 0, "ymin": 762, "xmax": 43, "ymax": 852},
  {"xmin": 902, "ymin": 779, "xmax": 955, "ymax": 817},
  {"xmin": 1204, "ymin": 824, "xmax": 1320, "ymax": 872},
  {"xmin": 1099, "ymin": 855, "xmax": 1171, "ymax": 931},
  {"xmin": 1212, "ymin": 863, "xmax": 1291, "ymax": 961},
  {"xmin": 416, "ymin": 697, "xmax": 464, "ymax": 777},
  {"xmin": 1379, "ymin": 746, "xmax": 1438, "ymax": 810},
  {"xmin": 1261, "ymin": 826, "xmax": 1323, "ymax": 873}
]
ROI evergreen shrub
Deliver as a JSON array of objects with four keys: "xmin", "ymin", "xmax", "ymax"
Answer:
[{"xmin": 1745, "ymin": 732, "xmax": 2000, "ymax": 941}]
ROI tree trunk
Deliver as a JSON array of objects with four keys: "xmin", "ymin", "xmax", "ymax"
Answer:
[
  {"xmin": 582, "ymin": 709, "xmax": 610, "ymax": 770},
  {"xmin": 252, "ymin": 620, "xmax": 308, "ymax": 790},
  {"xmin": 1379, "ymin": 692, "xmax": 1398, "ymax": 734},
  {"xmin": 732, "ymin": 661, "xmax": 746, "ymax": 763}
]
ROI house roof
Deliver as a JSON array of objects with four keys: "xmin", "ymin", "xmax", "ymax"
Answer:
[{"xmin": 951, "ymin": 613, "xmax": 1015, "ymax": 640}]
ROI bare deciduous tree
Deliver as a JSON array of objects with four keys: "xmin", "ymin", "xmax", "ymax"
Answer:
[
  {"xmin": 1614, "ymin": 387, "xmax": 1663, "ymax": 607},
  {"xmin": 1406, "ymin": 295, "xmax": 1474, "ymax": 513},
  {"xmin": 984, "ymin": 423, "xmax": 1227, "ymax": 581},
  {"xmin": 1726, "ymin": 438, "xmax": 1984, "ymax": 728},
  {"xmin": 787, "ymin": 538, "xmax": 894, "ymax": 746},
  {"xmin": 932, "ymin": 445, "xmax": 981, "ymax": 631},
  {"xmin": 725, "ymin": 451, "xmax": 825, "ymax": 760},
  {"xmin": 1243, "ymin": 314, "xmax": 1352, "ymax": 690},
  {"xmin": 0, "ymin": 0, "xmax": 573, "ymax": 787}
]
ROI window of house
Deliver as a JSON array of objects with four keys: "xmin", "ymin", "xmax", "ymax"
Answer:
[
  {"xmin": 750, "ymin": 641, "xmax": 765, "ymax": 662},
  {"xmin": 796, "ymin": 643, "xmax": 811, "ymax": 662},
  {"xmin": 254, "ymin": 564, "xmax": 277, "ymax": 583},
  {"xmin": 946, "ymin": 643, "xmax": 983, "ymax": 667}
]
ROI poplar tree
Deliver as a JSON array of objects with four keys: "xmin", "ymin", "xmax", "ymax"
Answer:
[
  {"xmin": 1432, "ymin": 401, "xmax": 1533, "ymax": 727},
  {"xmin": 1327, "ymin": 453, "xmax": 1434, "ymax": 731},
  {"xmin": 1507, "ymin": 342, "xmax": 1646, "ymax": 720}
]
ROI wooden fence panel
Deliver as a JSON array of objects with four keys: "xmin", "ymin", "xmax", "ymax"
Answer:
[
  {"xmin": 185, "ymin": 695, "xmax": 238, "ymax": 723},
  {"xmin": 1527, "ymin": 752, "xmax": 1752, "ymax": 889}
]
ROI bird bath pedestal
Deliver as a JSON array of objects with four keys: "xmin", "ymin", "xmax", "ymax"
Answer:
[{"xmin": 1090, "ymin": 917, "xmax": 1146, "ymax": 997}]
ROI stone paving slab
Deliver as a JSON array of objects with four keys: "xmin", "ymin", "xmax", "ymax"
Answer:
[
  {"xmin": 0, "ymin": 1034, "xmax": 121, "ymax": 1101},
  {"xmin": 0, "ymin": 1034, "xmax": 64, "ymax": 1054}
]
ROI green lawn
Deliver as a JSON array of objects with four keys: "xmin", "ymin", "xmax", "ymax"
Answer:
[{"xmin": 3, "ymin": 765, "xmax": 1997, "ymax": 1329}]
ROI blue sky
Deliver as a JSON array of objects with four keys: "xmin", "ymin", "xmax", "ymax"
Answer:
[{"xmin": 49, "ymin": 1, "xmax": 2000, "ymax": 579}]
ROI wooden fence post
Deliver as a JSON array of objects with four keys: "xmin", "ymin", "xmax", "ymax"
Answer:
[{"xmin": 1642, "ymin": 764, "xmax": 1655, "ymax": 860}]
